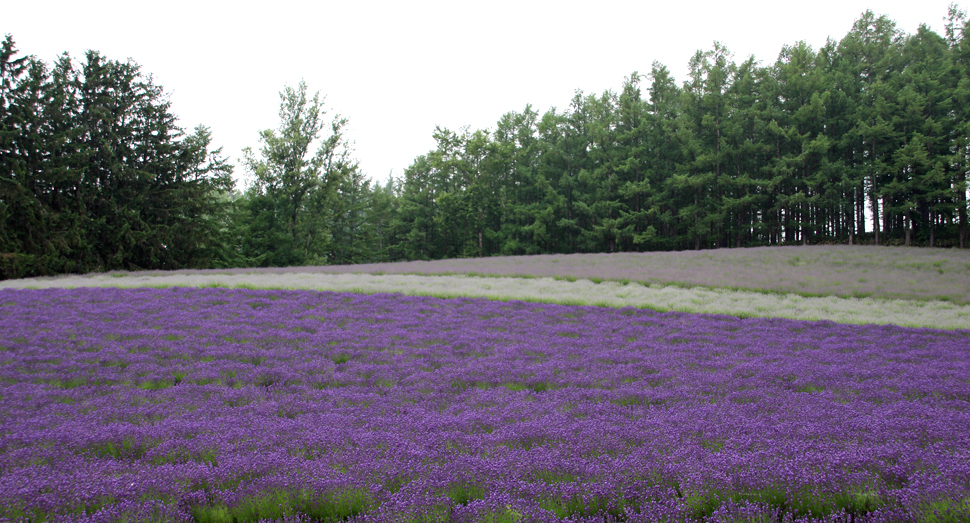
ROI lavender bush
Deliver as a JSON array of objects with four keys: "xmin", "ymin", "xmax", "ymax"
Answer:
[{"xmin": 1, "ymin": 287, "xmax": 968, "ymax": 522}]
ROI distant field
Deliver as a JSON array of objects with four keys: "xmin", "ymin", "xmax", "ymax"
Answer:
[
  {"xmin": 4, "ymin": 245, "xmax": 970, "ymax": 329},
  {"xmin": 5, "ymin": 272, "xmax": 968, "ymax": 330},
  {"xmin": 154, "ymin": 245, "xmax": 970, "ymax": 305}
]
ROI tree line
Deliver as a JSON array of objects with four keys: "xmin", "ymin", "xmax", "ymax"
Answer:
[
  {"xmin": 2, "ymin": 7, "xmax": 969, "ymax": 278},
  {"xmin": 386, "ymin": 7, "xmax": 970, "ymax": 260}
]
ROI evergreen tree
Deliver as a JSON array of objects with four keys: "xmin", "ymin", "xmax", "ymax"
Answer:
[
  {"xmin": 492, "ymin": 106, "xmax": 547, "ymax": 255},
  {"xmin": 612, "ymin": 73, "xmax": 651, "ymax": 251},
  {"xmin": 837, "ymin": 11, "xmax": 905, "ymax": 244},
  {"xmin": 1, "ymin": 37, "xmax": 233, "ymax": 277},
  {"xmin": 329, "ymin": 167, "xmax": 376, "ymax": 264},
  {"xmin": 888, "ymin": 25, "xmax": 954, "ymax": 246},
  {"xmin": 394, "ymin": 154, "xmax": 441, "ymax": 260},
  {"xmin": 644, "ymin": 62, "xmax": 684, "ymax": 249},
  {"xmin": 947, "ymin": 4, "xmax": 970, "ymax": 247},
  {"xmin": 675, "ymin": 43, "xmax": 735, "ymax": 250}
]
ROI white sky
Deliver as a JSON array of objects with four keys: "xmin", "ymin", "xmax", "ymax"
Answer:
[{"xmin": 4, "ymin": 1, "xmax": 960, "ymax": 189}]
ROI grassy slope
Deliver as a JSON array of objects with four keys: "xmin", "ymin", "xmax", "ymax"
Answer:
[
  {"xmin": 3, "ymin": 245, "xmax": 968, "ymax": 330},
  {"xmin": 144, "ymin": 245, "xmax": 970, "ymax": 305}
]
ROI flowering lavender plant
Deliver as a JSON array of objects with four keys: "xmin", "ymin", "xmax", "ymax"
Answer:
[{"xmin": 1, "ymin": 287, "xmax": 968, "ymax": 522}]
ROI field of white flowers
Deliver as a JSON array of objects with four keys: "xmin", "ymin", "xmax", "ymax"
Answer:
[{"xmin": 4, "ymin": 252, "xmax": 968, "ymax": 329}]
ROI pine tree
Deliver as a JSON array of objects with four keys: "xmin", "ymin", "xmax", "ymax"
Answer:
[
  {"xmin": 837, "ymin": 11, "xmax": 905, "ymax": 244},
  {"xmin": 1, "ymin": 38, "xmax": 234, "ymax": 277},
  {"xmin": 946, "ymin": 4, "xmax": 970, "ymax": 247}
]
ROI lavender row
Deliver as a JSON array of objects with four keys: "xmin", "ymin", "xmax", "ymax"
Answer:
[
  {"xmin": 128, "ymin": 245, "xmax": 970, "ymax": 304},
  {"xmin": 1, "ymin": 287, "xmax": 969, "ymax": 522},
  {"xmin": 8, "ymin": 271, "xmax": 968, "ymax": 329}
]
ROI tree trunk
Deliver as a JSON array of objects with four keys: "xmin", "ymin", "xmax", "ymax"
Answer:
[
  {"xmin": 848, "ymin": 195, "xmax": 854, "ymax": 245},
  {"xmin": 736, "ymin": 211, "xmax": 742, "ymax": 248},
  {"xmin": 904, "ymin": 211, "xmax": 911, "ymax": 246},
  {"xmin": 694, "ymin": 190, "xmax": 701, "ymax": 250},
  {"xmin": 871, "ymin": 177, "xmax": 880, "ymax": 246},
  {"xmin": 857, "ymin": 185, "xmax": 866, "ymax": 239},
  {"xmin": 960, "ymin": 176, "xmax": 968, "ymax": 248},
  {"xmin": 802, "ymin": 203, "xmax": 809, "ymax": 246}
]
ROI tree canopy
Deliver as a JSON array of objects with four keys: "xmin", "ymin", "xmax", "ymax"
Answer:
[
  {"xmin": 0, "ymin": 35, "xmax": 234, "ymax": 278},
  {"xmin": 235, "ymin": 80, "xmax": 358, "ymax": 267}
]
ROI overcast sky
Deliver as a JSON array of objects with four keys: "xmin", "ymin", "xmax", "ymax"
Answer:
[{"xmin": 4, "ymin": 1, "xmax": 961, "ymax": 188}]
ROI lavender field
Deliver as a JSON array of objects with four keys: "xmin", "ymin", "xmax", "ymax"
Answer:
[
  {"xmin": 2, "ymin": 287, "xmax": 969, "ymax": 522},
  {"xmin": 142, "ymin": 246, "xmax": 970, "ymax": 305},
  {"xmin": 6, "ymin": 270, "xmax": 968, "ymax": 330}
]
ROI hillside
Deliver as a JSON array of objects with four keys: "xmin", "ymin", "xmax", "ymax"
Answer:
[
  {"xmin": 154, "ymin": 245, "xmax": 970, "ymax": 304},
  {"xmin": 4, "ymin": 246, "xmax": 969, "ymax": 330}
]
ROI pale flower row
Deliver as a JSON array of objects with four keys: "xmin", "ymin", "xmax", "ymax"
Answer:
[{"xmin": 3, "ymin": 271, "xmax": 967, "ymax": 329}]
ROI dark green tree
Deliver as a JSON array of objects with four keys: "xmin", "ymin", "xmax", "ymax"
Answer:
[
  {"xmin": 240, "ymin": 80, "xmax": 354, "ymax": 266},
  {"xmin": 328, "ymin": 167, "xmax": 377, "ymax": 264},
  {"xmin": 1, "ymin": 37, "xmax": 234, "ymax": 277},
  {"xmin": 837, "ymin": 11, "xmax": 905, "ymax": 244},
  {"xmin": 947, "ymin": 4, "xmax": 970, "ymax": 247}
]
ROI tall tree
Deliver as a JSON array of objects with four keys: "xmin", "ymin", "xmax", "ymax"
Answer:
[
  {"xmin": 241, "ymin": 80, "xmax": 354, "ymax": 266},
  {"xmin": 644, "ymin": 62, "xmax": 684, "ymax": 249},
  {"xmin": 675, "ymin": 43, "xmax": 735, "ymax": 250},
  {"xmin": 947, "ymin": 4, "xmax": 970, "ymax": 247},
  {"xmin": 328, "ymin": 167, "xmax": 376, "ymax": 264},
  {"xmin": 771, "ymin": 41, "xmax": 837, "ymax": 245},
  {"xmin": 887, "ymin": 25, "xmax": 954, "ymax": 246},
  {"xmin": 492, "ymin": 106, "xmax": 546, "ymax": 255},
  {"xmin": 1, "ymin": 38, "xmax": 234, "ymax": 277},
  {"xmin": 394, "ymin": 154, "xmax": 441, "ymax": 260},
  {"xmin": 837, "ymin": 11, "xmax": 905, "ymax": 244}
]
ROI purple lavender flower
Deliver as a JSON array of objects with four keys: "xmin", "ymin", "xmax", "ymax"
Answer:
[{"xmin": 0, "ymin": 287, "xmax": 968, "ymax": 522}]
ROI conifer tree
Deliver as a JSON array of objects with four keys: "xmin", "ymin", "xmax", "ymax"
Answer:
[{"xmin": 1, "ymin": 37, "xmax": 234, "ymax": 277}]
